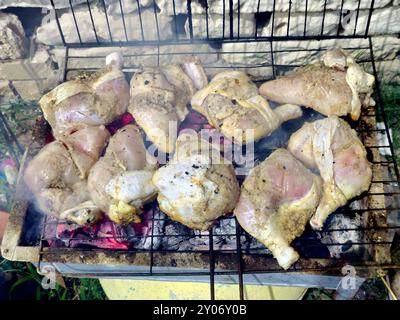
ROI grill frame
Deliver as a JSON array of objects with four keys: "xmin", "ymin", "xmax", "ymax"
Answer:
[{"xmin": 0, "ymin": 0, "xmax": 399, "ymax": 299}]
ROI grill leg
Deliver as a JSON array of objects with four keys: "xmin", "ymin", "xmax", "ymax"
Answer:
[{"xmin": 333, "ymin": 277, "xmax": 365, "ymax": 300}]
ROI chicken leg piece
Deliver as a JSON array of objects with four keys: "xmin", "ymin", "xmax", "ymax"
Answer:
[
  {"xmin": 288, "ymin": 116, "xmax": 372, "ymax": 230},
  {"xmin": 152, "ymin": 131, "xmax": 240, "ymax": 230},
  {"xmin": 234, "ymin": 149, "xmax": 322, "ymax": 269},
  {"xmin": 87, "ymin": 124, "xmax": 158, "ymax": 224},
  {"xmin": 191, "ymin": 71, "xmax": 302, "ymax": 145},
  {"xmin": 39, "ymin": 52, "xmax": 129, "ymax": 138},
  {"xmin": 24, "ymin": 126, "xmax": 110, "ymax": 224},
  {"xmin": 129, "ymin": 57, "xmax": 208, "ymax": 154},
  {"xmin": 259, "ymin": 48, "xmax": 375, "ymax": 121}
]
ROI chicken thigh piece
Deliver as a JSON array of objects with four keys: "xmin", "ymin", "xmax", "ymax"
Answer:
[
  {"xmin": 59, "ymin": 125, "xmax": 111, "ymax": 178},
  {"xmin": 191, "ymin": 71, "xmax": 302, "ymax": 145},
  {"xmin": 24, "ymin": 126, "xmax": 110, "ymax": 225},
  {"xmin": 129, "ymin": 58, "xmax": 208, "ymax": 154},
  {"xmin": 87, "ymin": 124, "xmax": 157, "ymax": 224},
  {"xmin": 152, "ymin": 131, "xmax": 240, "ymax": 230},
  {"xmin": 259, "ymin": 48, "xmax": 375, "ymax": 121},
  {"xmin": 39, "ymin": 52, "xmax": 129, "ymax": 137},
  {"xmin": 288, "ymin": 116, "xmax": 372, "ymax": 230},
  {"xmin": 234, "ymin": 149, "xmax": 322, "ymax": 269}
]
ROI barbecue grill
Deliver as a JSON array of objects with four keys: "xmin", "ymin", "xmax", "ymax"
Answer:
[{"xmin": 1, "ymin": 0, "xmax": 400, "ymax": 300}]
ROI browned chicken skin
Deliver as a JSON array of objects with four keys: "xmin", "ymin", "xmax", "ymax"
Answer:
[
  {"xmin": 260, "ymin": 48, "xmax": 375, "ymax": 120},
  {"xmin": 191, "ymin": 71, "xmax": 302, "ymax": 145},
  {"xmin": 129, "ymin": 57, "xmax": 208, "ymax": 154}
]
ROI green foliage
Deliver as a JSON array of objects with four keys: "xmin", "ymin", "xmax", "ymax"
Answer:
[
  {"xmin": 379, "ymin": 85, "xmax": 400, "ymax": 165},
  {"xmin": 304, "ymin": 288, "xmax": 334, "ymax": 300},
  {"xmin": 0, "ymin": 100, "xmax": 41, "ymax": 211}
]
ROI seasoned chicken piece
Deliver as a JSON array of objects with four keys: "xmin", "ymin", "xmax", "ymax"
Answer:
[
  {"xmin": 88, "ymin": 124, "xmax": 157, "ymax": 224},
  {"xmin": 129, "ymin": 69, "xmax": 178, "ymax": 154},
  {"xmin": 161, "ymin": 64, "xmax": 196, "ymax": 120},
  {"xmin": 260, "ymin": 48, "xmax": 375, "ymax": 121},
  {"xmin": 288, "ymin": 116, "xmax": 372, "ymax": 230},
  {"xmin": 129, "ymin": 58, "xmax": 207, "ymax": 154},
  {"xmin": 24, "ymin": 126, "xmax": 110, "ymax": 225},
  {"xmin": 234, "ymin": 149, "xmax": 322, "ymax": 269},
  {"xmin": 152, "ymin": 131, "xmax": 240, "ymax": 230},
  {"xmin": 180, "ymin": 56, "xmax": 208, "ymax": 90},
  {"xmin": 39, "ymin": 52, "xmax": 129, "ymax": 137},
  {"xmin": 59, "ymin": 125, "xmax": 111, "ymax": 179},
  {"xmin": 191, "ymin": 71, "xmax": 302, "ymax": 145}
]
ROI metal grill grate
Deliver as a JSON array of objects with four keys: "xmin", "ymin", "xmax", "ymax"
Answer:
[
  {"xmin": 32, "ymin": 38, "xmax": 400, "ymax": 293},
  {"xmin": 49, "ymin": 0, "xmax": 378, "ymax": 46}
]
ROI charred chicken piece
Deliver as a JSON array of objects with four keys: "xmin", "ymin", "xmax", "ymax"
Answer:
[
  {"xmin": 129, "ymin": 57, "xmax": 208, "ymax": 154},
  {"xmin": 87, "ymin": 124, "xmax": 157, "ymax": 225},
  {"xmin": 24, "ymin": 126, "xmax": 110, "ymax": 225},
  {"xmin": 260, "ymin": 48, "xmax": 375, "ymax": 121},
  {"xmin": 288, "ymin": 116, "xmax": 372, "ymax": 230},
  {"xmin": 39, "ymin": 52, "xmax": 129, "ymax": 138},
  {"xmin": 152, "ymin": 131, "xmax": 240, "ymax": 230},
  {"xmin": 191, "ymin": 71, "xmax": 302, "ymax": 145},
  {"xmin": 234, "ymin": 149, "xmax": 322, "ymax": 269}
]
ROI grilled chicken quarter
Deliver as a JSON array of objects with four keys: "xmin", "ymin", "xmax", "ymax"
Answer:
[
  {"xmin": 288, "ymin": 116, "xmax": 372, "ymax": 230},
  {"xmin": 260, "ymin": 48, "xmax": 375, "ymax": 121},
  {"xmin": 234, "ymin": 148, "xmax": 322, "ymax": 270},
  {"xmin": 191, "ymin": 70, "xmax": 302, "ymax": 145},
  {"xmin": 24, "ymin": 126, "xmax": 110, "ymax": 225},
  {"xmin": 39, "ymin": 52, "xmax": 129, "ymax": 138},
  {"xmin": 88, "ymin": 124, "xmax": 158, "ymax": 225},
  {"xmin": 129, "ymin": 57, "xmax": 208, "ymax": 154},
  {"xmin": 152, "ymin": 131, "xmax": 240, "ymax": 230}
]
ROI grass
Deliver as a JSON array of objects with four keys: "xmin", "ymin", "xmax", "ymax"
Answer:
[
  {"xmin": 379, "ymin": 84, "xmax": 400, "ymax": 166},
  {"xmin": 303, "ymin": 278, "xmax": 389, "ymax": 300},
  {"xmin": 0, "ymin": 258, "xmax": 106, "ymax": 300},
  {"xmin": 0, "ymin": 85, "xmax": 399, "ymax": 300}
]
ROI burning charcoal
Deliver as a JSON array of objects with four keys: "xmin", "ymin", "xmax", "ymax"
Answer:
[
  {"xmin": 52, "ymin": 218, "xmax": 129, "ymax": 250},
  {"xmin": 72, "ymin": 221, "xmax": 129, "ymax": 250},
  {"xmin": 20, "ymin": 204, "xmax": 47, "ymax": 246},
  {"xmin": 161, "ymin": 222, "xmax": 195, "ymax": 251},
  {"xmin": 211, "ymin": 218, "xmax": 237, "ymax": 250},
  {"xmin": 121, "ymin": 112, "xmax": 135, "ymax": 126},
  {"xmin": 213, "ymin": 217, "xmax": 236, "ymax": 235},
  {"xmin": 241, "ymin": 233, "xmax": 271, "ymax": 254},
  {"xmin": 189, "ymin": 232, "xmax": 211, "ymax": 251},
  {"xmin": 320, "ymin": 213, "xmax": 364, "ymax": 259},
  {"xmin": 102, "ymin": 207, "xmax": 165, "ymax": 250},
  {"xmin": 135, "ymin": 208, "xmax": 165, "ymax": 250},
  {"xmin": 179, "ymin": 123, "xmax": 202, "ymax": 132}
]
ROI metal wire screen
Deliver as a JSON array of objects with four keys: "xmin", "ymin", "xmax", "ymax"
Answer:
[{"xmin": 49, "ymin": 0, "xmax": 377, "ymax": 47}]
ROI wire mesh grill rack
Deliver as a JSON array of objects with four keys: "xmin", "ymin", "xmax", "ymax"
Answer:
[
  {"xmin": 1, "ymin": 0, "xmax": 400, "ymax": 300},
  {"xmin": 49, "ymin": 0, "xmax": 378, "ymax": 47}
]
